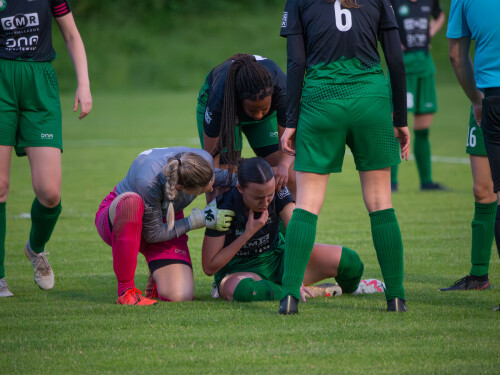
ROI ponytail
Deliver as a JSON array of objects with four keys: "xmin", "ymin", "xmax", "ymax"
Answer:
[{"xmin": 215, "ymin": 54, "xmax": 273, "ymax": 179}]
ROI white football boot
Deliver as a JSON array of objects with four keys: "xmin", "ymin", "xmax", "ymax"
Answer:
[
  {"xmin": 353, "ymin": 279, "xmax": 385, "ymax": 295},
  {"xmin": 25, "ymin": 241, "xmax": 54, "ymax": 290},
  {"xmin": 0, "ymin": 277, "xmax": 14, "ymax": 297}
]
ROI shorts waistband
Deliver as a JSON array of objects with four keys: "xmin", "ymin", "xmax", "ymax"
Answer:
[{"xmin": 484, "ymin": 87, "xmax": 500, "ymax": 97}]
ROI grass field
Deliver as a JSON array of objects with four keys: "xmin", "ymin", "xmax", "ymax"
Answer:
[{"xmin": 1, "ymin": 83, "xmax": 499, "ymax": 374}]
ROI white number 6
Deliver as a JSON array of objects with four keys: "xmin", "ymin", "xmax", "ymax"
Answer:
[
  {"xmin": 334, "ymin": 0, "xmax": 352, "ymax": 32},
  {"xmin": 468, "ymin": 127, "xmax": 476, "ymax": 147}
]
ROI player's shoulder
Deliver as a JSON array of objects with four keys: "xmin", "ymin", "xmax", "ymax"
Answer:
[{"xmin": 215, "ymin": 187, "xmax": 241, "ymax": 211}]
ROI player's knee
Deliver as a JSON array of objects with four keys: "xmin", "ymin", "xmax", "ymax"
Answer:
[
  {"xmin": 114, "ymin": 193, "xmax": 144, "ymax": 222},
  {"xmin": 0, "ymin": 177, "xmax": 9, "ymax": 201},
  {"xmin": 158, "ymin": 287, "xmax": 193, "ymax": 302},
  {"xmin": 335, "ymin": 247, "xmax": 364, "ymax": 294},
  {"xmin": 472, "ymin": 181, "xmax": 496, "ymax": 202}
]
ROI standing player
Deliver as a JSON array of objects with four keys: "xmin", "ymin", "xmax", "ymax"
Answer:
[
  {"xmin": 202, "ymin": 158, "xmax": 385, "ymax": 303},
  {"xmin": 278, "ymin": 0, "xmax": 410, "ymax": 314},
  {"xmin": 0, "ymin": 0, "xmax": 92, "ymax": 297},
  {"xmin": 390, "ymin": 0, "xmax": 446, "ymax": 191},
  {"xmin": 196, "ymin": 54, "xmax": 295, "ymax": 196},
  {"xmin": 95, "ymin": 148, "xmax": 235, "ymax": 305},
  {"xmin": 441, "ymin": 0, "xmax": 499, "ymax": 296}
]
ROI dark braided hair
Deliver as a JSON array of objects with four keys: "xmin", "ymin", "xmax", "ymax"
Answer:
[
  {"xmin": 237, "ymin": 157, "xmax": 274, "ymax": 189},
  {"xmin": 327, "ymin": 0, "xmax": 360, "ymax": 8},
  {"xmin": 215, "ymin": 54, "xmax": 273, "ymax": 180}
]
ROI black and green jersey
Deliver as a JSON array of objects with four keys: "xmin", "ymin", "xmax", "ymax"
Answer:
[
  {"xmin": 391, "ymin": 0, "xmax": 442, "ymax": 52},
  {"xmin": 0, "ymin": 0, "xmax": 70, "ymax": 62},
  {"xmin": 280, "ymin": 0, "xmax": 398, "ymax": 69},
  {"xmin": 205, "ymin": 186, "xmax": 294, "ymax": 257},
  {"xmin": 202, "ymin": 56, "xmax": 287, "ymax": 138}
]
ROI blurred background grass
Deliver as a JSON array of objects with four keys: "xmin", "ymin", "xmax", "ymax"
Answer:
[{"xmin": 53, "ymin": 0, "xmax": 456, "ymax": 92}]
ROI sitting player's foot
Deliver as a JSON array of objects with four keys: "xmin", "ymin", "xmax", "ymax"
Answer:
[
  {"xmin": 391, "ymin": 183, "xmax": 398, "ymax": 192},
  {"xmin": 278, "ymin": 295, "xmax": 299, "ymax": 315},
  {"xmin": 352, "ymin": 279, "xmax": 386, "ymax": 294},
  {"xmin": 307, "ymin": 283, "xmax": 342, "ymax": 298},
  {"xmin": 211, "ymin": 283, "xmax": 220, "ymax": 299},
  {"xmin": 387, "ymin": 298, "xmax": 407, "ymax": 312},
  {"xmin": 439, "ymin": 275, "xmax": 490, "ymax": 291},
  {"xmin": 25, "ymin": 241, "xmax": 54, "ymax": 290},
  {"xmin": 145, "ymin": 274, "xmax": 158, "ymax": 299},
  {"xmin": 0, "ymin": 277, "xmax": 14, "ymax": 297},
  {"xmin": 420, "ymin": 182, "xmax": 449, "ymax": 191},
  {"xmin": 117, "ymin": 288, "xmax": 158, "ymax": 306}
]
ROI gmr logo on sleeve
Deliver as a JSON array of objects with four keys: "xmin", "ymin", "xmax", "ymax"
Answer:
[{"xmin": 1, "ymin": 13, "xmax": 39, "ymax": 30}]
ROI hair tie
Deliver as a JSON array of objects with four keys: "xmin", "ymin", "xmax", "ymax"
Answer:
[{"xmin": 175, "ymin": 157, "xmax": 182, "ymax": 167}]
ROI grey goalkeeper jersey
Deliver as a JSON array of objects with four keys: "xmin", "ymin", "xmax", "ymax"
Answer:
[{"xmin": 115, "ymin": 147, "xmax": 232, "ymax": 243}]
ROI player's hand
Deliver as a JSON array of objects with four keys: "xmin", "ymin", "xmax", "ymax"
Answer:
[
  {"xmin": 472, "ymin": 104, "xmax": 483, "ymax": 127},
  {"xmin": 281, "ymin": 128, "xmax": 296, "ymax": 156},
  {"xmin": 245, "ymin": 208, "xmax": 269, "ymax": 236},
  {"xmin": 202, "ymin": 200, "xmax": 235, "ymax": 231},
  {"xmin": 272, "ymin": 163, "xmax": 289, "ymax": 192},
  {"xmin": 394, "ymin": 126, "xmax": 411, "ymax": 161},
  {"xmin": 300, "ymin": 284, "xmax": 314, "ymax": 302},
  {"xmin": 74, "ymin": 85, "xmax": 92, "ymax": 119}
]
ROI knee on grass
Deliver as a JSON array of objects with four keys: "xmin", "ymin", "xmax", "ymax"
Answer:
[{"xmin": 335, "ymin": 247, "xmax": 364, "ymax": 294}]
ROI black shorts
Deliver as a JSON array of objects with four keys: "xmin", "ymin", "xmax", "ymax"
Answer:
[{"xmin": 482, "ymin": 88, "xmax": 500, "ymax": 193}]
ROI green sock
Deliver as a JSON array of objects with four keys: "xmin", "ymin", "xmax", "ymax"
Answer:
[
  {"xmin": 335, "ymin": 247, "xmax": 364, "ymax": 294},
  {"xmin": 414, "ymin": 129, "xmax": 432, "ymax": 184},
  {"xmin": 0, "ymin": 202, "xmax": 6, "ymax": 279},
  {"xmin": 391, "ymin": 164, "xmax": 398, "ymax": 185},
  {"xmin": 29, "ymin": 198, "xmax": 62, "ymax": 253},
  {"xmin": 232, "ymin": 278, "xmax": 282, "ymax": 302},
  {"xmin": 470, "ymin": 201, "xmax": 497, "ymax": 277},
  {"xmin": 281, "ymin": 208, "xmax": 318, "ymax": 300},
  {"xmin": 369, "ymin": 208, "xmax": 405, "ymax": 300}
]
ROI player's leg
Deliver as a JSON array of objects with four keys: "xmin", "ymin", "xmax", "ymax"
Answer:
[
  {"xmin": 351, "ymin": 96, "xmax": 406, "ymax": 311},
  {"xmin": 218, "ymin": 272, "xmax": 282, "ymax": 302},
  {"xmin": 23, "ymin": 147, "xmax": 61, "ymax": 290},
  {"xmin": 441, "ymin": 107, "xmax": 496, "ymax": 291},
  {"xmin": 391, "ymin": 74, "xmax": 417, "ymax": 191},
  {"xmin": 108, "ymin": 192, "xmax": 156, "ymax": 305},
  {"xmin": 481, "ymin": 94, "xmax": 500, "ymax": 256},
  {"xmin": 152, "ymin": 263, "xmax": 194, "ymax": 302},
  {"xmin": 0, "ymin": 146, "xmax": 12, "ymax": 297}
]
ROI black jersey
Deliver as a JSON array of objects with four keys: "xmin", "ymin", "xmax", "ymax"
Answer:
[
  {"xmin": 280, "ymin": 0, "xmax": 399, "ymax": 69},
  {"xmin": 391, "ymin": 0, "xmax": 442, "ymax": 52},
  {"xmin": 203, "ymin": 55, "xmax": 287, "ymax": 138},
  {"xmin": 0, "ymin": 0, "xmax": 70, "ymax": 62},
  {"xmin": 205, "ymin": 186, "xmax": 294, "ymax": 257}
]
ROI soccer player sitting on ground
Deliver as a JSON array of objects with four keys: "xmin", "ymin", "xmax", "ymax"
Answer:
[
  {"xmin": 201, "ymin": 158, "xmax": 385, "ymax": 302},
  {"xmin": 95, "ymin": 147, "xmax": 235, "ymax": 305},
  {"xmin": 196, "ymin": 53, "xmax": 295, "ymax": 197}
]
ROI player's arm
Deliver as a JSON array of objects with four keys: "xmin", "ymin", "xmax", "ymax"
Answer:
[
  {"xmin": 55, "ymin": 12, "xmax": 92, "ymax": 119},
  {"xmin": 429, "ymin": 11, "xmax": 445, "ymax": 38},
  {"xmin": 448, "ymin": 37, "xmax": 483, "ymax": 107},
  {"xmin": 202, "ymin": 209, "xmax": 269, "ymax": 276},
  {"xmin": 278, "ymin": 202, "xmax": 295, "ymax": 230}
]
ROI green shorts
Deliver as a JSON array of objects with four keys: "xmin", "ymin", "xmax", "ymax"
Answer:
[
  {"xmin": 214, "ymin": 234, "xmax": 285, "ymax": 289},
  {"xmin": 403, "ymin": 51, "xmax": 437, "ymax": 114},
  {"xmin": 466, "ymin": 106, "xmax": 487, "ymax": 156},
  {"xmin": 196, "ymin": 76, "xmax": 279, "ymax": 156},
  {"xmin": 294, "ymin": 96, "xmax": 401, "ymax": 173},
  {"xmin": 0, "ymin": 58, "xmax": 62, "ymax": 156}
]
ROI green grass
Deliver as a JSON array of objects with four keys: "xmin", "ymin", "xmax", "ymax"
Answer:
[{"xmin": 1, "ymin": 85, "xmax": 499, "ymax": 374}]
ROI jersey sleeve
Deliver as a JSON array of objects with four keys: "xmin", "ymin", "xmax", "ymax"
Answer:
[
  {"xmin": 51, "ymin": 0, "xmax": 71, "ymax": 18},
  {"xmin": 280, "ymin": 0, "xmax": 303, "ymax": 37},
  {"xmin": 446, "ymin": 0, "xmax": 470, "ymax": 39},
  {"xmin": 379, "ymin": 0, "xmax": 399, "ymax": 30},
  {"xmin": 272, "ymin": 71, "xmax": 287, "ymax": 127},
  {"xmin": 203, "ymin": 91, "xmax": 223, "ymax": 138},
  {"xmin": 432, "ymin": 0, "xmax": 443, "ymax": 19},
  {"xmin": 275, "ymin": 187, "xmax": 295, "ymax": 212}
]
